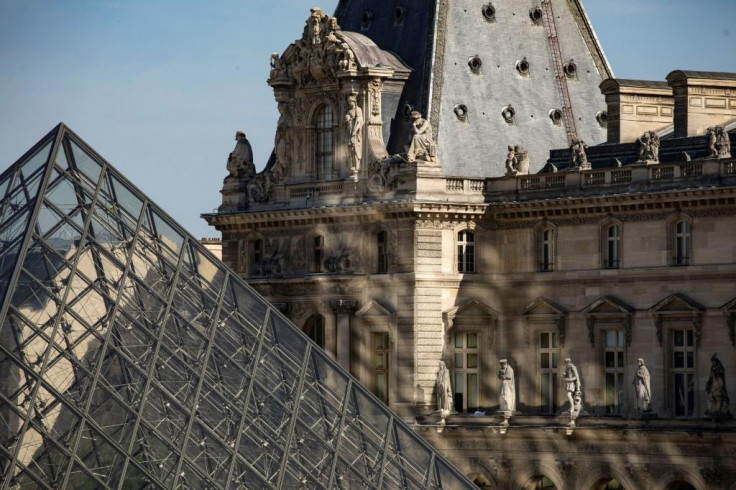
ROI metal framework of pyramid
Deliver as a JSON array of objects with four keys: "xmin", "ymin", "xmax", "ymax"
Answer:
[{"xmin": 0, "ymin": 125, "xmax": 473, "ymax": 490}]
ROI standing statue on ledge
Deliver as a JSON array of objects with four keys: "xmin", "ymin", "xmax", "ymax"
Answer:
[
  {"xmin": 569, "ymin": 137, "xmax": 590, "ymax": 170},
  {"xmin": 406, "ymin": 111, "xmax": 437, "ymax": 163},
  {"xmin": 562, "ymin": 357, "xmax": 582, "ymax": 414},
  {"xmin": 706, "ymin": 353, "xmax": 732, "ymax": 420},
  {"xmin": 707, "ymin": 126, "xmax": 732, "ymax": 159},
  {"xmin": 344, "ymin": 94, "xmax": 364, "ymax": 177},
  {"xmin": 435, "ymin": 361, "xmax": 453, "ymax": 418},
  {"xmin": 633, "ymin": 358, "xmax": 651, "ymax": 413},
  {"xmin": 504, "ymin": 145, "xmax": 517, "ymax": 176},
  {"xmin": 498, "ymin": 359, "xmax": 516, "ymax": 413},
  {"xmin": 226, "ymin": 131, "xmax": 255, "ymax": 180},
  {"xmin": 637, "ymin": 130, "xmax": 660, "ymax": 163}
]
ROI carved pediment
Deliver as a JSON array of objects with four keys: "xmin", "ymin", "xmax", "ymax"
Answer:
[
  {"xmin": 356, "ymin": 299, "xmax": 394, "ymax": 319},
  {"xmin": 522, "ymin": 297, "xmax": 566, "ymax": 318},
  {"xmin": 583, "ymin": 295, "xmax": 633, "ymax": 316},
  {"xmin": 444, "ymin": 299, "xmax": 499, "ymax": 329},
  {"xmin": 649, "ymin": 293, "xmax": 704, "ymax": 316},
  {"xmin": 720, "ymin": 297, "xmax": 736, "ymax": 313}
]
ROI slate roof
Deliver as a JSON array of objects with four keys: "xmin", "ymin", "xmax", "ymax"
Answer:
[{"xmin": 335, "ymin": 0, "xmax": 614, "ymax": 178}]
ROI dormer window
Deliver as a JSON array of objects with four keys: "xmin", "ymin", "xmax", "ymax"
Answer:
[{"xmin": 315, "ymin": 105, "xmax": 335, "ymax": 180}]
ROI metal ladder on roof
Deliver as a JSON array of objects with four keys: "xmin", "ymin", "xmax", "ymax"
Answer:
[{"xmin": 541, "ymin": 0, "xmax": 578, "ymax": 145}]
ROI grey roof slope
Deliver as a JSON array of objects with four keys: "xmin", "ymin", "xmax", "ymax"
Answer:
[
  {"xmin": 0, "ymin": 124, "xmax": 474, "ymax": 489},
  {"xmin": 335, "ymin": 0, "xmax": 613, "ymax": 178}
]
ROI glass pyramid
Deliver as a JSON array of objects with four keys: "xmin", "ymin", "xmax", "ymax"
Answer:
[{"xmin": 0, "ymin": 124, "xmax": 473, "ymax": 489}]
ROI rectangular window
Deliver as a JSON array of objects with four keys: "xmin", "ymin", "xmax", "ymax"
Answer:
[
  {"xmin": 457, "ymin": 231, "xmax": 475, "ymax": 273},
  {"xmin": 377, "ymin": 231, "xmax": 388, "ymax": 274},
  {"xmin": 453, "ymin": 332, "xmax": 479, "ymax": 412},
  {"xmin": 674, "ymin": 221, "xmax": 690, "ymax": 266},
  {"xmin": 539, "ymin": 229, "xmax": 554, "ymax": 272},
  {"xmin": 539, "ymin": 331, "xmax": 558, "ymax": 414},
  {"xmin": 605, "ymin": 225, "xmax": 621, "ymax": 269},
  {"xmin": 672, "ymin": 329, "xmax": 695, "ymax": 416},
  {"xmin": 312, "ymin": 236, "xmax": 323, "ymax": 273},
  {"xmin": 603, "ymin": 329, "xmax": 625, "ymax": 414},
  {"xmin": 372, "ymin": 332, "xmax": 389, "ymax": 404}
]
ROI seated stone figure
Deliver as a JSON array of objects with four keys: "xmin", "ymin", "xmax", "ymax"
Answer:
[{"xmin": 406, "ymin": 111, "xmax": 437, "ymax": 163}]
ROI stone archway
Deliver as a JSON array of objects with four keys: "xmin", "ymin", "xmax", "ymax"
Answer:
[
  {"xmin": 664, "ymin": 482, "xmax": 696, "ymax": 490},
  {"xmin": 523, "ymin": 475, "xmax": 557, "ymax": 489},
  {"xmin": 591, "ymin": 478, "xmax": 625, "ymax": 490}
]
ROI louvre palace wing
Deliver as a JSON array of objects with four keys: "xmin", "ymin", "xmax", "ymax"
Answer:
[{"xmin": 0, "ymin": 124, "xmax": 474, "ymax": 489}]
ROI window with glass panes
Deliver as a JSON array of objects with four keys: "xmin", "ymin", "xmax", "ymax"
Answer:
[
  {"xmin": 603, "ymin": 329, "xmax": 625, "ymax": 414},
  {"xmin": 674, "ymin": 220, "xmax": 690, "ymax": 266},
  {"xmin": 312, "ymin": 235, "xmax": 324, "ymax": 273},
  {"xmin": 605, "ymin": 224, "xmax": 621, "ymax": 269},
  {"xmin": 304, "ymin": 314, "xmax": 325, "ymax": 348},
  {"xmin": 539, "ymin": 229, "xmax": 554, "ymax": 271},
  {"xmin": 377, "ymin": 231, "xmax": 388, "ymax": 274},
  {"xmin": 315, "ymin": 105, "xmax": 335, "ymax": 180},
  {"xmin": 672, "ymin": 329, "xmax": 695, "ymax": 416},
  {"xmin": 539, "ymin": 331, "xmax": 558, "ymax": 414},
  {"xmin": 457, "ymin": 231, "xmax": 475, "ymax": 273},
  {"xmin": 372, "ymin": 332, "xmax": 389, "ymax": 404},
  {"xmin": 453, "ymin": 332, "xmax": 479, "ymax": 412}
]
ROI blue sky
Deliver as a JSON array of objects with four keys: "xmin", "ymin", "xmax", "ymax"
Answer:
[{"xmin": 1, "ymin": 0, "xmax": 735, "ymax": 238}]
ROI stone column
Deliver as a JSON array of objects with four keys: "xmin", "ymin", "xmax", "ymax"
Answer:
[{"xmin": 330, "ymin": 299, "xmax": 357, "ymax": 371}]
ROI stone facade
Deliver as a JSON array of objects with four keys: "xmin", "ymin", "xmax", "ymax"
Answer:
[{"xmin": 205, "ymin": 6, "xmax": 736, "ymax": 489}]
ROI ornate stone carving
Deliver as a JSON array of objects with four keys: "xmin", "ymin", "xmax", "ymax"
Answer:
[
  {"xmin": 706, "ymin": 353, "xmax": 732, "ymax": 420},
  {"xmin": 406, "ymin": 111, "xmax": 438, "ymax": 163},
  {"xmin": 226, "ymin": 131, "xmax": 255, "ymax": 179},
  {"xmin": 504, "ymin": 145, "xmax": 529, "ymax": 176},
  {"xmin": 435, "ymin": 360, "xmax": 452, "ymax": 418},
  {"xmin": 637, "ymin": 130, "xmax": 660, "ymax": 164},
  {"xmin": 562, "ymin": 357, "xmax": 582, "ymax": 414},
  {"xmin": 569, "ymin": 137, "xmax": 590, "ymax": 170},
  {"xmin": 498, "ymin": 359, "xmax": 515, "ymax": 413},
  {"xmin": 344, "ymin": 94, "xmax": 364, "ymax": 178},
  {"xmin": 706, "ymin": 125, "xmax": 731, "ymax": 159},
  {"xmin": 272, "ymin": 102, "xmax": 291, "ymax": 184},
  {"xmin": 633, "ymin": 358, "xmax": 652, "ymax": 413},
  {"xmin": 271, "ymin": 8, "xmax": 356, "ymax": 87},
  {"xmin": 324, "ymin": 247, "xmax": 353, "ymax": 273}
]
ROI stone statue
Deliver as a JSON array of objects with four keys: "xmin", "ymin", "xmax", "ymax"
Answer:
[
  {"xmin": 337, "ymin": 42, "xmax": 356, "ymax": 71},
  {"xmin": 706, "ymin": 353, "xmax": 731, "ymax": 420},
  {"xmin": 435, "ymin": 360, "xmax": 453, "ymax": 417},
  {"xmin": 504, "ymin": 145, "xmax": 517, "ymax": 176},
  {"xmin": 269, "ymin": 52, "xmax": 285, "ymax": 79},
  {"xmin": 707, "ymin": 126, "xmax": 732, "ymax": 159},
  {"xmin": 562, "ymin": 358, "xmax": 582, "ymax": 413},
  {"xmin": 226, "ymin": 131, "xmax": 255, "ymax": 179},
  {"xmin": 272, "ymin": 103, "xmax": 290, "ymax": 184},
  {"xmin": 498, "ymin": 359, "xmax": 516, "ymax": 413},
  {"xmin": 569, "ymin": 137, "xmax": 590, "ymax": 170},
  {"xmin": 633, "ymin": 358, "xmax": 651, "ymax": 413},
  {"xmin": 514, "ymin": 145, "xmax": 529, "ymax": 174},
  {"xmin": 344, "ymin": 94, "xmax": 364, "ymax": 177},
  {"xmin": 406, "ymin": 111, "xmax": 437, "ymax": 163},
  {"xmin": 637, "ymin": 130, "xmax": 660, "ymax": 163}
]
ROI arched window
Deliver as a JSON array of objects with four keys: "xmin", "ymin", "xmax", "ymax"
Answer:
[
  {"xmin": 604, "ymin": 224, "xmax": 621, "ymax": 269},
  {"xmin": 303, "ymin": 314, "xmax": 325, "ymax": 348},
  {"xmin": 315, "ymin": 105, "xmax": 335, "ymax": 180},
  {"xmin": 673, "ymin": 220, "xmax": 690, "ymax": 266},
  {"xmin": 377, "ymin": 231, "xmax": 388, "ymax": 274},
  {"xmin": 457, "ymin": 230, "xmax": 475, "ymax": 273},
  {"xmin": 523, "ymin": 475, "xmax": 556, "ymax": 489},
  {"xmin": 311, "ymin": 235, "xmax": 324, "ymax": 273}
]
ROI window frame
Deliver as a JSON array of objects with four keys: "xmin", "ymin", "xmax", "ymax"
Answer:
[
  {"xmin": 311, "ymin": 235, "xmax": 324, "ymax": 273},
  {"xmin": 457, "ymin": 229, "xmax": 476, "ymax": 273},
  {"xmin": 538, "ymin": 330, "xmax": 559, "ymax": 415},
  {"xmin": 372, "ymin": 332, "xmax": 390, "ymax": 404},
  {"xmin": 313, "ymin": 104, "xmax": 336, "ymax": 181},
  {"xmin": 535, "ymin": 222, "xmax": 557, "ymax": 272},
  {"xmin": 601, "ymin": 220, "xmax": 623, "ymax": 269},
  {"xmin": 602, "ymin": 329, "xmax": 626, "ymax": 415},
  {"xmin": 670, "ymin": 328, "xmax": 696, "ymax": 417},
  {"xmin": 667, "ymin": 213, "xmax": 693, "ymax": 267},
  {"xmin": 377, "ymin": 230, "xmax": 388, "ymax": 274},
  {"xmin": 303, "ymin": 314, "xmax": 326, "ymax": 349},
  {"xmin": 451, "ymin": 331, "xmax": 480, "ymax": 413}
]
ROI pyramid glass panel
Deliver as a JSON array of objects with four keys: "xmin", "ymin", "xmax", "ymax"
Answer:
[{"xmin": 0, "ymin": 125, "xmax": 475, "ymax": 489}]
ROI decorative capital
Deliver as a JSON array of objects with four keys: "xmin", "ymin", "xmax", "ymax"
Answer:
[{"xmin": 330, "ymin": 299, "xmax": 358, "ymax": 314}]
